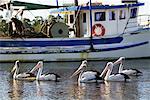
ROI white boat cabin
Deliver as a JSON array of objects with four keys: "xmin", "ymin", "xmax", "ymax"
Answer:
[{"xmin": 50, "ymin": 1, "xmax": 144, "ymax": 38}]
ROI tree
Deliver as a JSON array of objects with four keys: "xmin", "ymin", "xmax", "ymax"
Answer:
[
  {"xmin": 0, "ymin": 19, "xmax": 8, "ymax": 35},
  {"xmin": 0, "ymin": 15, "xmax": 3, "ymax": 20},
  {"xmin": 23, "ymin": 18, "xmax": 31, "ymax": 29},
  {"xmin": 32, "ymin": 16, "xmax": 43, "ymax": 32},
  {"xmin": 48, "ymin": 15, "xmax": 54, "ymax": 21}
]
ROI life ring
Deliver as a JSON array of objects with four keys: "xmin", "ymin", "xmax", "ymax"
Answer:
[{"xmin": 92, "ymin": 24, "xmax": 105, "ymax": 36}]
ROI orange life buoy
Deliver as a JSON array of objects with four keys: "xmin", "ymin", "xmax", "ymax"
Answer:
[{"xmin": 92, "ymin": 24, "xmax": 105, "ymax": 36}]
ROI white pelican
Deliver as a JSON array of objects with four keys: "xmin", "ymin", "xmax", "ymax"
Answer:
[
  {"xmin": 11, "ymin": 60, "xmax": 37, "ymax": 80},
  {"xmin": 34, "ymin": 61, "xmax": 60, "ymax": 81},
  {"xmin": 71, "ymin": 60, "xmax": 103, "ymax": 83},
  {"xmin": 113, "ymin": 57, "xmax": 142, "ymax": 76},
  {"xmin": 100, "ymin": 62, "xmax": 130, "ymax": 82}
]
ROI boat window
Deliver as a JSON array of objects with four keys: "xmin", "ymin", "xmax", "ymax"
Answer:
[
  {"xmin": 65, "ymin": 15, "xmax": 68, "ymax": 23},
  {"xmin": 130, "ymin": 8, "xmax": 137, "ymax": 18},
  {"xmin": 83, "ymin": 13, "xmax": 86, "ymax": 23},
  {"xmin": 70, "ymin": 14, "xmax": 74, "ymax": 23},
  {"xmin": 119, "ymin": 10, "xmax": 126, "ymax": 20},
  {"xmin": 109, "ymin": 11, "xmax": 115, "ymax": 20},
  {"xmin": 95, "ymin": 12, "xmax": 106, "ymax": 21}
]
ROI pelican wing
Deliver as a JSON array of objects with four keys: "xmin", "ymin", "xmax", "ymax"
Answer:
[
  {"xmin": 39, "ymin": 73, "xmax": 59, "ymax": 81},
  {"xmin": 80, "ymin": 71, "xmax": 102, "ymax": 82},
  {"xmin": 121, "ymin": 69, "xmax": 136, "ymax": 75},
  {"xmin": 17, "ymin": 72, "xmax": 35, "ymax": 78},
  {"xmin": 82, "ymin": 71, "xmax": 97, "ymax": 79},
  {"xmin": 108, "ymin": 73, "xmax": 130, "ymax": 82}
]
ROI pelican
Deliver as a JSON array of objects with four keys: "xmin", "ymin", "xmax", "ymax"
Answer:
[
  {"xmin": 100, "ymin": 62, "xmax": 130, "ymax": 82},
  {"xmin": 11, "ymin": 60, "xmax": 37, "ymax": 80},
  {"xmin": 113, "ymin": 57, "xmax": 142, "ymax": 76},
  {"xmin": 34, "ymin": 61, "xmax": 60, "ymax": 81},
  {"xmin": 71, "ymin": 60, "xmax": 103, "ymax": 83}
]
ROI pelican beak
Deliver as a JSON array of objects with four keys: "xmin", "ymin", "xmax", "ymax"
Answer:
[
  {"xmin": 11, "ymin": 60, "xmax": 19, "ymax": 73},
  {"xmin": 114, "ymin": 57, "xmax": 125, "ymax": 65},
  {"xmin": 30, "ymin": 65, "xmax": 38, "ymax": 73},
  {"xmin": 100, "ymin": 62, "xmax": 113, "ymax": 78},
  {"xmin": 30, "ymin": 61, "xmax": 43, "ymax": 73},
  {"xmin": 70, "ymin": 64, "xmax": 86, "ymax": 78},
  {"xmin": 11, "ymin": 66, "xmax": 16, "ymax": 73}
]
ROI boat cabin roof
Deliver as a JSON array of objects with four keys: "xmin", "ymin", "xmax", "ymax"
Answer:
[{"xmin": 50, "ymin": 2, "xmax": 144, "ymax": 13}]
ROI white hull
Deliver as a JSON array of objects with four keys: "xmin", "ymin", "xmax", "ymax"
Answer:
[
  {"xmin": 0, "ymin": 29, "xmax": 149, "ymax": 62},
  {"xmin": 0, "ymin": 44, "xmax": 149, "ymax": 62}
]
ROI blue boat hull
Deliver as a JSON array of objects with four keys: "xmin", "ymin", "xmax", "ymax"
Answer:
[{"xmin": 0, "ymin": 37, "xmax": 123, "ymax": 47}]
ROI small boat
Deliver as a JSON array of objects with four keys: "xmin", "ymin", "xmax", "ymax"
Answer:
[
  {"xmin": 71, "ymin": 60, "xmax": 103, "ymax": 83},
  {"xmin": 113, "ymin": 57, "xmax": 142, "ymax": 76},
  {"xmin": 11, "ymin": 60, "xmax": 37, "ymax": 80},
  {"xmin": 0, "ymin": 0, "xmax": 149, "ymax": 62},
  {"xmin": 100, "ymin": 62, "xmax": 130, "ymax": 82}
]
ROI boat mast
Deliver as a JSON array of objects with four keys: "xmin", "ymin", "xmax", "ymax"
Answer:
[
  {"xmin": 56, "ymin": 0, "xmax": 60, "ymax": 16},
  {"xmin": 74, "ymin": 0, "xmax": 80, "ymax": 37},
  {"xmin": 89, "ymin": 0, "xmax": 94, "ymax": 51}
]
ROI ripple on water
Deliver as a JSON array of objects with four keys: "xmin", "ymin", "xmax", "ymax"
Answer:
[{"xmin": 0, "ymin": 59, "xmax": 149, "ymax": 100}]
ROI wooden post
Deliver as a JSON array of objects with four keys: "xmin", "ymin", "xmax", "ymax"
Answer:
[{"xmin": 74, "ymin": 0, "xmax": 80, "ymax": 37}]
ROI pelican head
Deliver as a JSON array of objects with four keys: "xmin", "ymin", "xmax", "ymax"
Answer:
[
  {"xmin": 107, "ymin": 62, "xmax": 114, "ymax": 68},
  {"xmin": 119, "ymin": 57, "xmax": 125, "ymax": 60},
  {"xmin": 35, "ymin": 61, "xmax": 43, "ymax": 68},
  {"xmin": 100, "ymin": 62, "xmax": 114, "ymax": 78},
  {"xmin": 70, "ymin": 60, "xmax": 87, "ymax": 78},
  {"xmin": 11, "ymin": 60, "xmax": 19, "ymax": 73},
  {"xmin": 30, "ymin": 61, "xmax": 43, "ymax": 73},
  {"xmin": 114, "ymin": 57, "xmax": 125, "ymax": 65}
]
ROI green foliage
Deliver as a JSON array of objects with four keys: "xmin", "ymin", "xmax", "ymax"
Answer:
[
  {"xmin": 64, "ymin": 14, "xmax": 68, "ymax": 23},
  {"xmin": 48, "ymin": 15, "xmax": 54, "ymax": 21},
  {"xmin": 32, "ymin": 16, "xmax": 43, "ymax": 32},
  {"xmin": 23, "ymin": 18, "xmax": 32, "ymax": 28},
  {"xmin": 0, "ymin": 15, "xmax": 62, "ymax": 37},
  {"xmin": 0, "ymin": 19, "xmax": 8, "ymax": 34}
]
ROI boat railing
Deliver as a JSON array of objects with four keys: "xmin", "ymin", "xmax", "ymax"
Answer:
[
  {"xmin": 137, "ymin": 15, "xmax": 150, "ymax": 29},
  {"xmin": 122, "ymin": 15, "xmax": 150, "ymax": 35}
]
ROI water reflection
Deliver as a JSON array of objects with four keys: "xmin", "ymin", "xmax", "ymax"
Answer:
[
  {"xmin": 35, "ymin": 80, "xmax": 64, "ymax": 99},
  {"xmin": 0, "ymin": 71, "xmax": 10, "ymax": 100},
  {"xmin": 36, "ymin": 81, "xmax": 44, "ymax": 96},
  {"xmin": 0, "ymin": 59, "xmax": 149, "ymax": 100},
  {"xmin": 68, "ymin": 80, "xmax": 141, "ymax": 100},
  {"xmin": 8, "ymin": 80, "xmax": 23, "ymax": 100},
  {"xmin": 99, "ymin": 82, "xmax": 127, "ymax": 100},
  {"xmin": 68, "ymin": 83, "xmax": 86, "ymax": 100}
]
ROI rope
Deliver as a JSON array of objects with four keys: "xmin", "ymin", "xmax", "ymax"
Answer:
[
  {"xmin": 72, "ymin": 5, "xmax": 82, "ymax": 27},
  {"xmin": 36, "ymin": 0, "xmax": 51, "ymax": 16}
]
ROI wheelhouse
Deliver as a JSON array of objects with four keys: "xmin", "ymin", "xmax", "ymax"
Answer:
[{"xmin": 50, "ymin": 2, "xmax": 144, "ymax": 38}]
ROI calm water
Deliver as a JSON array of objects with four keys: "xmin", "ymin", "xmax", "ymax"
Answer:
[{"xmin": 0, "ymin": 59, "xmax": 150, "ymax": 100}]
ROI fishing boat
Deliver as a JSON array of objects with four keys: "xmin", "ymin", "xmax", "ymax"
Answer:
[{"xmin": 0, "ymin": 0, "xmax": 150, "ymax": 62}]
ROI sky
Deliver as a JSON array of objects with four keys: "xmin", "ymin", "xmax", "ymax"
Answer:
[{"xmin": 0, "ymin": 0, "xmax": 150, "ymax": 20}]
